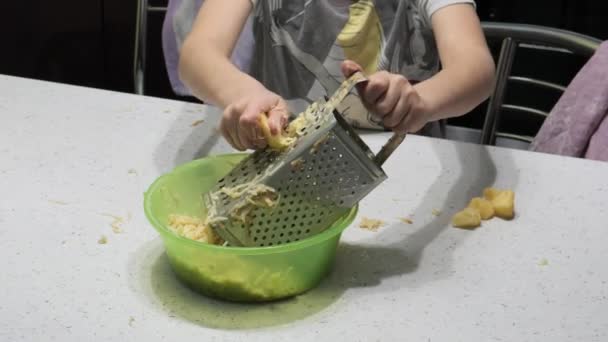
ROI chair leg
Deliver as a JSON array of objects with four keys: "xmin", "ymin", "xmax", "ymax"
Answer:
[
  {"xmin": 133, "ymin": 0, "xmax": 148, "ymax": 95},
  {"xmin": 481, "ymin": 37, "xmax": 517, "ymax": 145}
]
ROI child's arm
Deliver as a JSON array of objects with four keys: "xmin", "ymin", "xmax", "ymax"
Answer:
[
  {"xmin": 342, "ymin": 4, "xmax": 494, "ymax": 133},
  {"xmin": 178, "ymin": 0, "xmax": 287, "ymax": 150},
  {"xmin": 414, "ymin": 3, "xmax": 495, "ymax": 122}
]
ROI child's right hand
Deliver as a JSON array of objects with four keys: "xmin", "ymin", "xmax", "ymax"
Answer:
[{"xmin": 220, "ymin": 89, "xmax": 289, "ymax": 151}]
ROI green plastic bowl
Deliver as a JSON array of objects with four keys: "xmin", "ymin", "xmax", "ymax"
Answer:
[{"xmin": 144, "ymin": 153, "xmax": 357, "ymax": 302}]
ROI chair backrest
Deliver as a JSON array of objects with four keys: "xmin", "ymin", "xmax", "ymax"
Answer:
[
  {"xmin": 480, "ymin": 22, "xmax": 601, "ymax": 146},
  {"xmin": 134, "ymin": 0, "xmax": 168, "ymax": 95}
]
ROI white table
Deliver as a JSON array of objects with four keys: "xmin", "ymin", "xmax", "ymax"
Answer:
[{"xmin": 2, "ymin": 75, "xmax": 608, "ymax": 342}]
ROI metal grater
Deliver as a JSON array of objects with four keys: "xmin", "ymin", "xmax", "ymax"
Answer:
[{"xmin": 207, "ymin": 72, "xmax": 405, "ymax": 247}]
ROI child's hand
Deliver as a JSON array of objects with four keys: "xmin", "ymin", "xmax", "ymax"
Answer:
[
  {"xmin": 220, "ymin": 89, "xmax": 289, "ymax": 151},
  {"xmin": 341, "ymin": 60, "xmax": 429, "ymax": 133}
]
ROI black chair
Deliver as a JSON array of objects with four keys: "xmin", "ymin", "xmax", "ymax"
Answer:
[
  {"xmin": 479, "ymin": 22, "xmax": 601, "ymax": 147},
  {"xmin": 133, "ymin": 0, "xmax": 168, "ymax": 95}
]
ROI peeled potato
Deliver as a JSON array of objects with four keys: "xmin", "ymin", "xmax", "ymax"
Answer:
[
  {"xmin": 451, "ymin": 207, "xmax": 481, "ymax": 229},
  {"xmin": 468, "ymin": 197, "xmax": 495, "ymax": 220},
  {"xmin": 258, "ymin": 115, "xmax": 294, "ymax": 151},
  {"xmin": 483, "ymin": 187, "xmax": 501, "ymax": 201},
  {"xmin": 491, "ymin": 190, "xmax": 515, "ymax": 220}
]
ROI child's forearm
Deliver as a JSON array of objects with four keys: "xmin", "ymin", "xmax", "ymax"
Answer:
[
  {"xmin": 413, "ymin": 50, "xmax": 495, "ymax": 122},
  {"xmin": 178, "ymin": 41, "xmax": 265, "ymax": 108}
]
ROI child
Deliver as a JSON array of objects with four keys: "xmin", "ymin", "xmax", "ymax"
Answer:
[{"xmin": 163, "ymin": 0, "xmax": 495, "ymax": 151}]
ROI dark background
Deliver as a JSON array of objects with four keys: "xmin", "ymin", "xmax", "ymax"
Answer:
[{"xmin": 1, "ymin": 0, "xmax": 607, "ymax": 130}]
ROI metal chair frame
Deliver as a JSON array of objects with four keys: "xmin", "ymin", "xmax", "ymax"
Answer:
[
  {"xmin": 479, "ymin": 22, "xmax": 601, "ymax": 145},
  {"xmin": 133, "ymin": 0, "xmax": 167, "ymax": 95}
]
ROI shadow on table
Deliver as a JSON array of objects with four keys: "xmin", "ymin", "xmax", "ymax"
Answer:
[
  {"xmin": 129, "ymin": 238, "xmax": 345, "ymax": 330},
  {"xmin": 142, "ymin": 127, "xmax": 513, "ymax": 329},
  {"xmin": 324, "ymin": 138, "xmax": 503, "ymax": 289},
  {"xmin": 152, "ymin": 103, "xmax": 229, "ymax": 173}
]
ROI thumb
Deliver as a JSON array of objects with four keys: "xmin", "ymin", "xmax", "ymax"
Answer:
[
  {"xmin": 341, "ymin": 60, "xmax": 363, "ymax": 78},
  {"xmin": 341, "ymin": 59, "xmax": 368, "ymax": 96}
]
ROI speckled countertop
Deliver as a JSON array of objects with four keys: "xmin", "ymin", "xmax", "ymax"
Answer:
[{"xmin": 1, "ymin": 74, "xmax": 608, "ymax": 342}]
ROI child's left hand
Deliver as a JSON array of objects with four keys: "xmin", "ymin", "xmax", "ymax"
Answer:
[{"xmin": 341, "ymin": 60, "xmax": 430, "ymax": 133}]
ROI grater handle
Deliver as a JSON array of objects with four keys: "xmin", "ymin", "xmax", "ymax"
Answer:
[{"xmin": 374, "ymin": 132, "xmax": 406, "ymax": 166}]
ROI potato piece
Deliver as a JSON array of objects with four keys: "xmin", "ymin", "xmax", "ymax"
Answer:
[
  {"xmin": 467, "ymin": 197, "xmax": 495, "ymax": 220},
  {"xmin": 400, "ymin": 217, "xmax": 414, "ymax": 224},
  {"xmin": 491, "ymin": 190, "xmax": 515, "ymax": 220},
  {"xmin": 359, "ymin": 217, "xmax": 385, "ymax": 231},
  {"xmin": 258, "ymin": 115, "xmax": 294, "ymax": 151},
  {"xmin": 451, "ymin": 208, "xmax": 481, "ymax": 229},
  {"xmin": 290, "ymin": 158, "xmax": 305, "ymax": 171},
  {"xmin": 483, "ymin": 187, "xmax": 501, "ymax": 201}
]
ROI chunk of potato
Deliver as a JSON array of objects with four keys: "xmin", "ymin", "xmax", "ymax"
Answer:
[
  {"xmin": 483, "ymin": 187, "xmax": 501, "ymax": 201},
  {"xmin": 468, "ymin": 197, "xmax": 495, "ymax": 220},
  {"xmin": 258, "ymin": 115, "xmax": 294, "ymax": 151},
  {"xmin": 491, "ymin": 190, "xmax": 515, "ymax": 220},
  {"xmin": 451, "ymin": 207, "xmax": 482, "ymax": 229}
]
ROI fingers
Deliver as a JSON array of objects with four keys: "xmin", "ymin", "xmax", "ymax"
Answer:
[
  {"xmin": 222, "ymin": 104, "xmax": 246, "ymax": 151},
  {"xmin": 240, "ymin": 106, "xmax": 266, "ymax": 149},
  {"xmin": 387, "ymin": 95, "xmax": 413, "ymax": 133},
  {"xmin": 360, "ymin": 71, "xmax": 390, "ymax": 105},
  {"xmin": 382, "ymin": 77, "xmax": 414, "ymax": 128},
  {"xmin": 341, "ymin": 60, "xmax": 363, "ymax": 78},
  {"xmin": 395, "ymin": 109, "xmax": 426, "ymax": 133},
  {"xmin": 221, "ymin": 95, "xmax": 288, "ymax": 151},
  {"xmin": 355, "ymin": 71, "xmax": 429, "ymax": 133},
  {"xmin": 375, "ymin": 76, "xmax": 404, "ymax": 122},
  {"xmin": 267, "ymin": 99, "xmax": 288, "ymax": 135}
]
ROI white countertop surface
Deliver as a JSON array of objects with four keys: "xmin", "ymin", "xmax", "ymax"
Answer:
[{"xmin": 1, "ymin": 74, "xmax": 608, "ymax": 342}]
